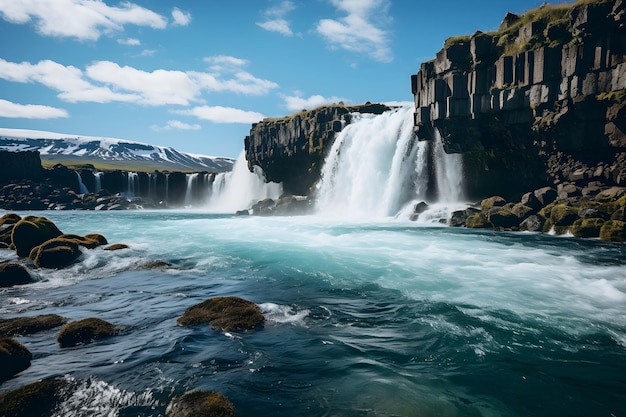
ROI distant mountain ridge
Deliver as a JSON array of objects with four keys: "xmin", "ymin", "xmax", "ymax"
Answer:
[{"xmin": 0, "ymin": 128, "xmax": 234, "ymax": 173}]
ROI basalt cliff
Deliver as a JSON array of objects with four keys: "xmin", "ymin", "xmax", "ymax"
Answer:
[{"xmin": 412, "ymin": 0, "xmax": 626, "ymax": 200}]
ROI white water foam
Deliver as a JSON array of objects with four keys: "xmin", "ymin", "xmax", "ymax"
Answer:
[
  {"xmin": 205, "ymin": 150, "xmax": 282, "ymax": 213},
  {"xmin": 259, "ymin": 302, "xmax": 310, "ymax": 326}
]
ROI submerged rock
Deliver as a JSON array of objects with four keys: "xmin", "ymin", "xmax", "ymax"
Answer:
[
  {"xmin": 178, "ymin": 296, "xmax": 264, "ymax": 332},
  {"xmin": 57, "ymin": 318, "xmax": 119, "ymax": 348},
  {"xmin": 0, "ymin": 314, "xmax": 68, "ymax": 337},
  {"xmin": 0, "ymin": 377, "xmax": 73, "ymax": 417},
  {"xmin": 0, "ymin": 263, "xmax": 34, "ymax": 287},
  {"xmin": 0, "ymin": 337, "xmax": 32, "ymax": 382},
  {"xmin": 166, "ymin": 390, "xmax": 234, "ymax": 417},
  {"xmin": 103, "ymin": 243, "xmax": 130, "ymax": 251}
]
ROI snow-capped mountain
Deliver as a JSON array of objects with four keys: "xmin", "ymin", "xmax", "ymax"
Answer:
[{"xmin": 0, "ymin": 128, "xmax": 234, "ymax": 172}]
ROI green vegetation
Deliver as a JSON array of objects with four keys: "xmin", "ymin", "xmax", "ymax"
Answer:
[
  {"xmin": 597, "ymin": 89, "xmax": 626, "ymax": 104},
  {"xmin": 444, "ymin": 35, "xmax": 471, "ymax": 48},
  {"xmin": 40, "ymin": 156, "xmax": 209, "ymax": 173}
]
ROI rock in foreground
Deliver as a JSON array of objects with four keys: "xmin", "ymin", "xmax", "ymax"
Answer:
[
  {"xmin": 178, "ymin": 296, "xmax": 264, "ymax": 332},
  {"xmin": 166, "ymin": 391, "xmax": 234, "ymax": 417},
  {"xmin": 0, "ymin": 337, "xmax": 32, "ymax": 382},
  {"xmin": 0, "ymin": 377, "xmax": 73, "ymax": 417},
  {"xmin": 0, "ymin": 314, "xmax": 68, "ymax": 337},
  {"xmin": 0, "ymin": 263, "xmax": 35, "ymax": 287},
  {"xmin": 56, "ymin": 318, "xmax": 118, "ymax": 348}
]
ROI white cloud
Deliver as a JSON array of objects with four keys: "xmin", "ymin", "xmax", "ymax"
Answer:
[
  {"xmin": 171, "ymin": 7, "xmax": 191, "ymax": 26},
  {"xmin": 118, "ymin": 37, "xmax": 140, "ymax": 46},
  {"xmin": 151, "ymin": 119, "xmax": 201, "ymax": 131},
  {"xmin": 0, "ymin": 0, "xmax": 167, "ymax": 41},
  {"xmin": 257, "ymin": 1, "xmax": 295, "ymax": 36},
  {"xmin": 282, "ymin": 94, "xmax": 348, "ymax": 112},
  {"xmin": 174, "ymin": 106, "xmax": 265, "ymax": 124},
  {"xmin": 0, "ymin": 98, "xmax": 69, "ymax": 119},
  {"xmin": 0, "ymin": 57, "xmax": 279, "ymax": 107},
  {"xmin": 316, "ymin": 0, "xmax": 393, "ymax": 63}
]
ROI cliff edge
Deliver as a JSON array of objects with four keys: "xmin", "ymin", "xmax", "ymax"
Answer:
[
  {"xmin": 412, "ymin": 0, "xmax": 625, "ymax": 200},
  {"xmin": 245, "ymin": 102, "xmax": 389, "ymax": 195}
]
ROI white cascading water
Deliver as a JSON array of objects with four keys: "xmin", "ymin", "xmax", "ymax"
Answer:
[
  {"xmin": 184, "ymin": 173, "xmax": 198, "ymax": 207},
  {"xmin": 94, "ymin": 172, "xmax": 103, "ymax": 192},
  {"xmin": 75, "ymin": 171, "xmax": 89, "ymax": 194},
  {"xmin": 315, "ymin": 105, "xmax": 464, "ymax": 220},
  {"xmin": 205, "ymin": 150, "xmax": 282, "ymax": 213},
  {"xmin": 127, "ymin": 172, "xmax": 138, "ymax": 198}
]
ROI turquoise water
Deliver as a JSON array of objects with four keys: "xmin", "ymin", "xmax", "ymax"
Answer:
[{"xmin": 1, "ymin": 210, "xmax": 625, "ymax": 416}]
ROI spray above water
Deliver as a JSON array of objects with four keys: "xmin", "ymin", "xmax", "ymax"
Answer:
[
  {"xmin": 205, "ymin": 150, "xmax": 282, "ymax": 213},
  {"xmin": 315, "ymin": 106, "xmax": 464, "ymax": 220}
]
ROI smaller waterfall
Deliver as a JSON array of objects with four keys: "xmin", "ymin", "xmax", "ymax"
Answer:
[
  {"xmin": 433, "ymin": 130, "xmax": 464, "ymax": 203},
  {"xmin": 148, "ymin": 173, "xmax": 157, "ymax": 200},
  {"xmin": 127, "ymin": 172, "xmax": 139, "ymax": 198},
  {"xmin": 206, "ymin": 150, "xmax": 282, "ymax": 213},
  {"xmin": 165, "ymin": 173, "xmax": 170, "ymax": 204},
  {"xmin": 94, "ymin": 172, "xmax": 103, "ymax": 192},
  {"xmin": 184, "ymin": 173, "xmax": 199, "ymax": 207},
  {"xmin": 75, "ymin": 171, "xmax": 89, "ymax": 194}
]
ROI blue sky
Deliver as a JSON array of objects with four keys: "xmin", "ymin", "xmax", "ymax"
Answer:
[{"xmin": 0, "ymin": 0, "xmax": 564, "ymax": 158}]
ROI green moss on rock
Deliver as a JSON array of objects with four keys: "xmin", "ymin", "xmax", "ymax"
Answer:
[
  {"xmin": 599, "ymin": 220, "xmax": 626, "ymax": 242},
  {"xmin": 0, "ymin": 337, "xmax": 32, "ymax": 382},
  {"xmin": 166, "ymin": 391, "xmax": 234, "ymax": 417},
  {"xmin": 0, "ymin": 377, "xmax": 71, "ymax": 417},
  {"xmin": 571, "ymin": 218, "xmax": 606, "ymax": 238},
  {"xmin": 57, "ymin": 318, "xmax": 118, "ymax": 348},
  {"xmin": 466, "ymin": 213, "xmax": 491, "ymax": 228},
  {"xmin": 549, "ymin": 204, "xmax": 580, "ymax": 226},
  {"xmin": 178, "ymin": 296, "xmax": 264, "ymax": 332}
]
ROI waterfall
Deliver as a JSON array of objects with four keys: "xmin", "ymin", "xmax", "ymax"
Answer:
[
  {"xmin": 184, "ymin": 173, "xmax": 199, "ymax": 207},
  {"xmin": 165, "ymin": 173, "xmax": 170, "ymax": 204},
  {"xmin": 206, "ymin": 150, "xmax": 282, "ymax": 213},
  {"xmin": 75, "ymin": 171, "xmax": 89, "ymax": 194},
  {"xmin": 94, "ymin": 172, "xmax": 103, "ymax": 192},
  {"xmin": 315, "ymin": 106, "xmax": 464, "ymax": 219},
  {"xmin": 127, "ymin": 172, "xmax": 138, "ymax": 198}
]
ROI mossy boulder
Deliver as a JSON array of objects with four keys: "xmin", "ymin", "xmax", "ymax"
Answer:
[
  {"xmin": 571, "ymin": 218, "xmax": 606, "ymax": 238},
  {"xmin": 599, "ymin": 220, "xmax": 626, "ymax": 242},
  {"xmin": 480, "ymin": 196, "xmax": 507, "ymax": 211},
  {"xmin": 29, "ymin": 238, "xmax": 81, "ymax": 269},
  {"xmin": 549, "ymin": 204, "xmax": 580, "ymax": 226},
  {"xmin": 0, "ymin": 263, "xmax": 34, "ymax": 287},
  {"xmin": 178, "ymin": 296, "xmax": 265, "ymax": 332},
  {"xmin": 0, "ymin": 377, "xmax": 72, "ymax": 417},
  {"xmin": 103, "ymin": 243, "xmax": 130, "ymax": 251},
  {"xmin": 0, "ymin": 337, "xmax": 32, "ymax": 382},
  {"xmin": 511, "ymin": 203, "xmax": 535, "ymax": 219},
  {"xmin": 11, "ymin": 216, "xmax": 63, "ymax": 257},
  {"xmin": 166, "ymin": 391, "xmax": 234, "ymax": 417},
  {"xmin": 488, "ymin": 209, "xmax": 520, "ymax": 229},
  {"xmin": 520, "ymin": 214, "xmax": 545, "ymax": 232},
  {"xmin": 57, "ymin": 318, "xmax": 118, "ymax": 348},
  {"xmin": 465, "ymin": 213, "xmax": 491, "ymax": 228},
  {"xmin": 0, "ymin": 314, "xmax": 68, "ymax": 337},
  {"xmin": 58, "ymin": 233, "xmax": 108, "ymax": 249}
]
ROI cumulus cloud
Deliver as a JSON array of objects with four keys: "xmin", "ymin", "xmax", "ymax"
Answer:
[
  {"xmin": 0, "ymin": 57, "xmax": 279, "ymax": 106},
  {"xmin": 151, "ymin": 119, "xmax": 201, "ymax": 131},
  {"xmin": 0, "ymin": 98, "xmax": 69, "ymax": 119},
  {"xmin": 171, "ymin": 7, "xmax": 191, "ymax": 26},
  {"xmin": 316, "ymin": 0, "xmax": 393, "ymax": 63},
  {"xmin": 257, "ymin": 1, "xmax": 295, "ymax": 36},
  {"xmin": 118, "ymin": 37, "xmax": 140, "ymax": 46},
  {"xmin": 282, "ymin": 93, "xmax": 348, "ymax": 112},
  {"xmin": 0, "ymin": 0, "xmax": 167, "ymax": 41},
  {"xmin": 174, "ymin": 106, "xmax": 265, "ymax": 124}
]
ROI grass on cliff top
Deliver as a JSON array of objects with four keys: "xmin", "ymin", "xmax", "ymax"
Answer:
[
  {"xmin": 444, "ymin": 0, "xmax": 613, "ymax": 54},
  {"xmin": 261, "ymin": 102, "xmax": 388, "ymax": 124},
  {"xmin": 40, "ymin": 156, "xmax": 206, "ymax": 173}
]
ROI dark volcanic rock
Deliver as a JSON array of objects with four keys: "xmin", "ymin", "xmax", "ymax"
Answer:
[
  {"xmin": 178, "ymin": 296, "xmax": 264, "ymax": 332},
  {"xmin": 166, "ymin": 391, "xmax": 235, "ymax": 417},
  {"xmin": 0, "ymin": 263, "xmax": 34, "ymax": 287},
  {"xmin": 0, "ymin": 337, "xmax": 32, "ymax": 382},
  {"xmin": 57, "ymin": 318, "xmax": 118, "ymax": 348},
  {"xmin": 0, "ymin": 314, "xmax": 68, "ymax": 337},
  {"xmin": 103, "ymin": 243, "xmax": 130, "ymax": 251},
  {"xmin": 0, "ymin": 377, "xmax": 73, "ymax": 417}
]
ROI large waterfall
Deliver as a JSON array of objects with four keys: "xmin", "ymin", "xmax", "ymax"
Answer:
[
  {"xmin": 315, "ymin": 106, "xmax": 464, "ymax": 220},
  {"xmin": 206, "ymin": 150, "xmax": 282, "ymax": 213}
]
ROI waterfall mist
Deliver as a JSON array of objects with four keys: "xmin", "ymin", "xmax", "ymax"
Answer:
[{"xmin": 205, "ymin": 150, "xmax": 282, "ymax": 213}]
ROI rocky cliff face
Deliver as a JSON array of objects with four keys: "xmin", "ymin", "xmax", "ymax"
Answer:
[
  {"xmin": 0, "ymin": 150, "xmax": 43, "ymax": 182},
  {"xmin": 245, "ymin": 103, "xmax": 389, "ymax": 195},
  {"xmin": 412, "ymin": 0, "xmax": 626, "ymax": 200}
]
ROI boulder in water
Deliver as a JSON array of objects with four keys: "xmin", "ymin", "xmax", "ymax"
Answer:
[
  {"xmin": 0, "ymin": 314, "xmax": 68, "ymax": 337},
  {"xmin": 166, "ymin": 390, "xmax": 234, "ymax": 417},
  {"xmin": 29, "ymin": 238, "xmax": 81, "ymax": 269},
  {"xmin": 520, "ymin": 215, "xmax": 545, "ymax": 232},
  {"xmin": 571, "ymin": 218, "xmax": 605, "ymax": 238},
  {"xmin": 104, "ymin": 243, "xmax": 130, "ymax": 251},
  {"xmin": 465, "ymin": 213, "xmax": 491, "ymax": 228},
  {"xmin": 599, "ymin": 220, "xmax": 626, "ymax": 242},
  {"xmin": 57, "ymin": 318, "xmax": 119, "ymax": 348},
  {"xmin": 0, "ymin": 263, "xmax": 34, "ymax": 287},
  {"xmin": 58, "ymin": 233, "xmax": 108, "ymax": 249},
  {"xmin": 409, "ymin": 202, "xmax": 429, "ymax": 221},
  {"xmin": 0, "ymin": 377, "xmax": 73, "ymax": 417},
  {"xmin": 480, "ymin": 196, "xmax": 507, "ymax": 211},
  {"xmin": 0, "ymin": 337, "xmax": 32, "ymax": 382},
  {"xmin": 10, "ymin": 216, "xmax": 63, "ymax": 258},
  {"xmin": 0, "ymin": 213, "xmax": 21, "ymax": 246},
  {"xmin": 178, "ymin": 296, "xmax": 264, "ymax": 332}
]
